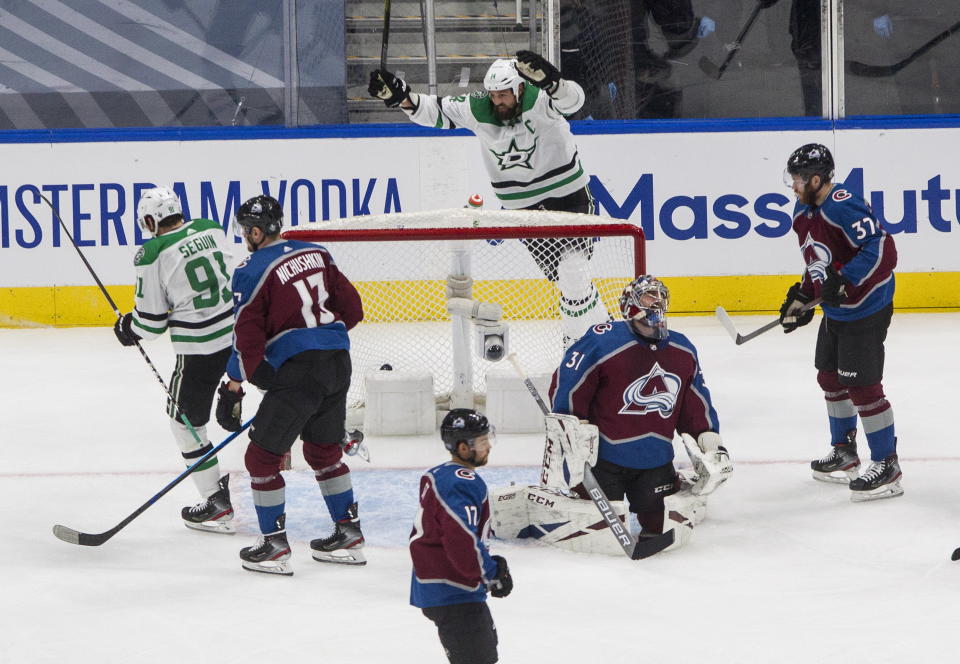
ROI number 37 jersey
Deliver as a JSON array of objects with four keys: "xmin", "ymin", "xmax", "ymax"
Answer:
[
  {"xmin": 226, "ymin": 239, "xmax": 363, "ymax": 382},
  {"xmin": 132, "ymin": 218, "xmax": 235, "ymax": 355}
]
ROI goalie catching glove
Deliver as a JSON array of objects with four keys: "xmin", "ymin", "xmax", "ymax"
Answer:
[
  {"xmin": 515, "ymin": 50, "xmax": 562, "ymax": 95},
  {"xmin": 368, "ymin": 69, "xmax": 411, "ymax": 108},
  {"xmin": 680, "ymin": 431, "xmax": 732, "ymax": 495}
]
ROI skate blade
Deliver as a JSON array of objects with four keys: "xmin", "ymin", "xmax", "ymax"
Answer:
[
  {"xmin": 812, "ymin": 469, "xmax": 858, "ymax": 484},
  {"xmin": 241, "ymin": 559, "xmax": 294, "ymax": 576},
  {"xmin": 850, "ymin": 481, "xmax": 904, "ymax": 503},
  {"xmin": 184, "ymin": 519, "xmax": 236, "ymax": 535},
  {"xmin": 311, "ymin": 548, "xmax": 367, "ymax": 566}
]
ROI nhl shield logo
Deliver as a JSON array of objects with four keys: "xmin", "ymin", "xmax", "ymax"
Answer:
[{"xmin": 619, "ymin": 362, "xmax": 681, "ymax": 418}]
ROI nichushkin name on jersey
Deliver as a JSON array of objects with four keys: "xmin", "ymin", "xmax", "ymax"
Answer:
[
  {"xmin": 178, "ymin": 233, "xmax": 218, "ymax": 258},
  {"xmin": 276, "ymin": 252, "xmax": 325, "ymax": 285}
]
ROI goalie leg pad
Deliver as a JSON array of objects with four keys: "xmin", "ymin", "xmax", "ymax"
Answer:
[
  {"xmin": 542, "ymin": 414, "xmax": 599, "ymax": 493},
  {"xmin": 662, "ymin": 488, "xmax": 709, "ymax": 552}
]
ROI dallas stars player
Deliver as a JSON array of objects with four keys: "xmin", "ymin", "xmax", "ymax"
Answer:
[
  {"xmin": 113, "ymin": 186, "xmax": 236, "ymax": 533},
  {"xmin": 369, "ymin": 52, "xmax": 608, "ymax": 346}
]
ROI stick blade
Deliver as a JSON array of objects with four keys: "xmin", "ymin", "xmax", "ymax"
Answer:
[
  {"xmin": 846, "ymin": 60, "xmax": 893, "ymax": 78},
  {"xmin": 53, "ymin": 524, "xmax": 108, "ymax": 547},
  {"xmin": 631, "ymin": 530, "xmax": 676, "ymax": 559},
  {"xmin": 698, "ymin": 56, "xmax": 722, "ymax": 79},
  {"xmin": 714, "ymin": 306, "xmax": 742, "ymax": 344}
]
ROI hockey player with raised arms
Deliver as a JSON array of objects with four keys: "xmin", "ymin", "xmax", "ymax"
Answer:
[
  {"xmin": 779, "ymin": 143, "xmax": 901, "ymax": 501},
  {"xmin": 215, "ymin": 195, "xmax": 366, "ymax": 575},
  {"xmin": 368, "ymin": 53, "xmax": 608, "ymax": 345},
  {"xmin": 410, "ymin": 409, "xmax": 512, "ymax": 664},
  {"xmin": 549, "ymin": 276, "xmax": 732, "ymax": 541},
  {"xmin": 113, "ymin": 186, "xmax": 235, "ymax": 534}
]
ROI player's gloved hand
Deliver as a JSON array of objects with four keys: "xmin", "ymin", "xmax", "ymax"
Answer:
[
  {"xmin": 683, "ymin": 432, "xmax": 733, "ymax": 495},
  {"xmin": 216, "ymin": 382, "xmax": 244, "ymax": 432},
  {"xmin": 113, "ymin": 313, "xmax": 141, "ymax": 347},
  {"xmin": 821, "ymin": 265, "xmax": 849, "ymax": 307},
  {"xmin": 873, "ymin": 15, "xmax": 893, "ymax": 38},
  {"xmin": 489, "ymin": 555, "xmax": 513, "ymax": 598},
  {"xmin": 368, "ymin": 69, "xmax": 410, "ymax": 108},
  {"xmin": 250, "ymin": 361, "xmax": 276, "ymax": 391},
  {"xmin": 515, "ymin": 50, "xmax": 561, "ymax": 94},
  {"xmin": 779, "ymin": 282, "xmax": 814, "ymax": 333}
]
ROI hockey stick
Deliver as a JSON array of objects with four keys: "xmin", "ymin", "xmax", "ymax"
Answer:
[
  {"xmin": 52, "ymin": 419, "xmax": 252, "ymax": 547},
  {"xmin": 507, "ymin": 353, "xmax": 675, "ymax": 559},
  {"xmin": 38, "ymin": 193, "xmax": 203, "ymax": 445},
  {"xmin": 848, "ymin": 19, "xmax": 960, "ymax": 78},
  {"xmin": 380, "ymin": 0, "xmax": 391, "ymax": 69},
  {"xmin": 714, "ymin": 298, "xmax": 822, "ymax": 345},
  {"xmin": 698, "ymin": 1, "xmax": 764, "ymax": 80}
]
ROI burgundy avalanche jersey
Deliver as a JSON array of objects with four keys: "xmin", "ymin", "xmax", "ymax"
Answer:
[
  {"xmin": 409, "ymin": 462, "xmax": 499, "ymax": 609},
  {"xmin": 226, "ymin": 240, "xmax": 363, "ymax": 381},
  {"xmin": 792, "ymin": 183, "xmax": 897, "ymax": 321},
  {"xmin": 549, "ymin": 321, "xmax": 718, "ymax": 470}
]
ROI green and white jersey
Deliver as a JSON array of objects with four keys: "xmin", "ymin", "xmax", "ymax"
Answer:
[
  {"xmin": 131, "ymin": 218, "xmax": 235, "ymax": 355},
  {"xmin": 405, "ymin": 80, "xmax": 589, "ymax": 209}
]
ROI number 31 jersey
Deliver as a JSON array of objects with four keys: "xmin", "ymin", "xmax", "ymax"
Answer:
[{"xmin": 132, "ymin": 218, "xmax": 235, "ymax": 355}]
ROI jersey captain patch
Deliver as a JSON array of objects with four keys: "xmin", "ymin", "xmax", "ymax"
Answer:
[{"xmin": 619, "ymin": 362, "xmax": 681, "ymax": 418}]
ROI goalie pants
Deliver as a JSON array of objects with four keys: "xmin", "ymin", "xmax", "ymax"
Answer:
[
  {"xmin": 422, "ymin": 601, "xmax": 498, "ymax": 664},
  {"xmin": 249, "ymin": 349, "xmax": 351, "ymax": 455},
  {"xmin": 165, "ymin": 347, "xmax": 231, "ymax": 425},
  {"xmin": 592, "ymin": 459, "xmax": 679, "ymax": 533},
  {"xmin": 520, "ymin": 186, "xmax": 596, "ymax": 282}
]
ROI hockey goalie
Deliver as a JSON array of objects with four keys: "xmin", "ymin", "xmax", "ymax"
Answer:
[{"xmin": 490, "ymin": 276, "xmax": 733, "ymax": 556}]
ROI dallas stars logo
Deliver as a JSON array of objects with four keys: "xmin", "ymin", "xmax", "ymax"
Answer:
[{"xmin": 490, "ymin": 137, "xmax": 538, "ymax": 170}]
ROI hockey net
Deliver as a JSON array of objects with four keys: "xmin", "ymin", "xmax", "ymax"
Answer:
[{"xmin": 284, "ymin": 209, "xmax": 644, "ymax": 415}]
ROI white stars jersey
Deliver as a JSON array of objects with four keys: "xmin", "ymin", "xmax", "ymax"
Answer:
[
  {"xmin": 405, "ymin": 80, "xmax": 589, "ymax": 209},
  {"xmin": 131, "ymin": 218, "xmax": 235, "ymax": 356}
]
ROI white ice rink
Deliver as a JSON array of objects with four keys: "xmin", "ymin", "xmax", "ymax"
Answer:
[{"xmin": 3, "ymin": 313, "xmax": 960, "ymax": 664}]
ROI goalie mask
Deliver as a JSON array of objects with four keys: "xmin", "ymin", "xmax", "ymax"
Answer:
[
  {"xmin": 441, "ymin": 409, "xmax": 495, "ymax": 453},
  {"xmin": 136, "ymin": 186, "xmax": 182, "ymax": 236},
  {"xmin": 484, "ymin": 58, "xmax": 524, "ymax": 101},
  {"xmin": 620, "ymin": 275, "xmax": 670, "ymax": 340}
]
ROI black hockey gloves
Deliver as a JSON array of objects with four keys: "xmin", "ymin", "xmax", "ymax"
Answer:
[
  {"xmin": 368, "ymin": 69, "xmax": 410, "ymax": 108},
  {"xmin": 113, "ymin": 313, "xmax": 141, "ymax": 347},
  {"xmin": 515, "ymin": 50, "xmax": 561, "ymax": 94},
  {"xmin": 779, "ymin": 283, "xmax": 814, "ymax": 333},
  {"xmin": 489, "ymin": 555, "xmax": 513, "ymax": 598},
  {"xmin": 821, "ymin": 265, "xmax": 849, "ymax": 307},
  {"xmin": 216, "ymin": 382, "xmax": 244, "ymax": 432}
]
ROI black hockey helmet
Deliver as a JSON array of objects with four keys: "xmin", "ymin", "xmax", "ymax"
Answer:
[
  {"xmin": 441, "ymin": 409, "xmax": 491, "ymax": 452},
  {"xmin": 786, "ymin": 143, "xmax": 835, "ymax": 183},
  {"xmin": 234, "ymin": 195, "xmax": 283, "ymax": 237}
]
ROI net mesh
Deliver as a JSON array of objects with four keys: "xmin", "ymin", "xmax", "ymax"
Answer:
[{"xmin": 285, "ymin": 209, "xmax": 644, "ymax": 411}]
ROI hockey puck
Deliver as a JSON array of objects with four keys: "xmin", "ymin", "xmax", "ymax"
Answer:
[
  {"xmin": 952, "ymin": 547, "xmax": 960, "ymax": 562},
  {"xmin": 380, "ymin": 364, "xmax": 393, "ymax": 371}
]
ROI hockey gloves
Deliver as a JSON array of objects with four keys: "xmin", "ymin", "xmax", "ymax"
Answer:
[
  {"xmin": 368, "ymin": 69, "xmax": 411, "ymax": 108},
  {"xmin": 216, "ymin": 382, "xmax": 244, "ymax": 432},
  {"xmin": 113, "ymin": 313, "xmax": 142, "ymax": 347},
  {"xmin": 489, "ymin": 555, "xmax": 513, "ymax": 598},
  {"xmin": 779, "ymin": 282, "xmax": 814, "ymax": 333},
  {"xmin": 821, "ymin": 265, "xmax": 849, "ymax": 307},
  {"xmin": 515, "ymin": 50, "xmax": 561, "ymax": 94}
]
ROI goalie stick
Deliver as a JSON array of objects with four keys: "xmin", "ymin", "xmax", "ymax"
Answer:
[
  {"xmin": 52, "ymin": 419, "xmax": 252, "ymax": 547},
  {"xmin": 848, "ymin": 19, "xmax": 960, "ymax": 78},
  {"xmin": 507, "ymin": 353, "xmax": 675, "ymax": 559},
  {"xmin": 715, "ymin": 298, "xmax": 822, "ymax": 345}
]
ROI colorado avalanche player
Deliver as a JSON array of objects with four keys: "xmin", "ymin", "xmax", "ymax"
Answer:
[
  {"xmin": 780, "ymin": 143, "xmax": 901, "ymax": 501},
  {"xmin": 410, "ymin": 409, "xmax": 513, "ymax": 664},
  {"xmin": 549, "ymin": 276, "xmax": 731, "ymax": 540},
  {"xmin": 215, "ymin": 195, "xmax": 366, "ymax": 575}
]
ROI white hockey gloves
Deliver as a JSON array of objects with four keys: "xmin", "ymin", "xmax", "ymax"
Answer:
[
  {"xmin": 680, "ymin": 431, "xmax": 733, "ymax": 496},
  {"xmin": 542, "ymin": 414, "xmax": 599, "ymax": 493}
]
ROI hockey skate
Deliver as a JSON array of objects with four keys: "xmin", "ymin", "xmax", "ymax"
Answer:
[
  {"xmin": 811, "ymin": 431, "xmax": 861, "ymax": 484},
  {"xmin": 240, "ymin": 514, "xmax": 293, "ymax": 576},
  {"xmin": 849, "ymin": 454, "xmax": 904, "ymax": 502},
  {"xmin": 311, "ymin": 502, "xmax": 366, "ymax": 565},
  {"xmin": 181, "ymin": 474, "xmax": 235, "ymax": 534}
]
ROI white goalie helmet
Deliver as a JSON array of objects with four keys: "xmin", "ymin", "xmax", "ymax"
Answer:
[
  {"xmin": 484, "ymin": 58, "xmax": 524, "ymax": 99},
  {"xmin": 136, "ymin": 186, "xmax": 182, "ymax": 236},
  {"xmin": 620, "ymin": 275, "xmax": 670, "ymax": 340}
]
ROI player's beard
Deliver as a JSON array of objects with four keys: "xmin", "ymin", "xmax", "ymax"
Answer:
[
  {"xmin": 493, "ymin": 101, "xmax": 517, "ymax": 121},
  {"xmin": 799, "ymin": 179, "xmax": 820, "ymax": 206}
]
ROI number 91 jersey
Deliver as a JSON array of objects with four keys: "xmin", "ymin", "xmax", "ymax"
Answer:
[{"xmin": 132, "ymin": 218, "xmax": 235, "ymax": 355}]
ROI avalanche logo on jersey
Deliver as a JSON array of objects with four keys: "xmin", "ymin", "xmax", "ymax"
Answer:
[
  {"xmin": 800, "ymin": 232, "xmax": 832, "ymax": 284},
  {"xmin": 491, "ymin": 137, "xmax": 538, "ymax": 170},
  {"xmin": 618, "ymin": 362, "xmax": 681, "ymax": 418},
  {"xmin": 455, "ymin": 468, "xmax": 476, "ymax": 481}
]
